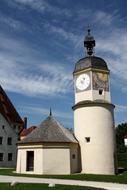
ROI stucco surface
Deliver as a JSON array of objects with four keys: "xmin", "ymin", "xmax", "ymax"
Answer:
[
  {"xmin": 16, "ymin": 143, "xmax": 79, "ymax": 174},
  {"xmin": 74, "ymin": 104, "xmax": 116, "ymax": 174}
]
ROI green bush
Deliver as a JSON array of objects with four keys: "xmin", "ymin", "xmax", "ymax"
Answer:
[{"xmin": 117, "ymin": 153, "xmax": 127, "ymax": 168}]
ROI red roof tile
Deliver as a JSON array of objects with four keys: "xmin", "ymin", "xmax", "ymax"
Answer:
[
  {"xmin": 0, "ymin": 85, "xmax": 24, "ymax": 130},
  {"xmin": 20, "ymin": 126, "xmax": 37, "ymax": 137}
]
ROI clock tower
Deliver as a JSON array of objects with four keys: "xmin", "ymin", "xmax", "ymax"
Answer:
[{"xmin": 73, "ymin": 29, "xmax": 117, "ymax": 175}]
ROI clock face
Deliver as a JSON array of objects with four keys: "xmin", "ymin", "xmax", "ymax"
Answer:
[{"xmin": 76, "ymin": 73, "xmax": 90, "ymax": 91}]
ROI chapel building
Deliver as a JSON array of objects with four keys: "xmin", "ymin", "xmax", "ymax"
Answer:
[{"xmin": 16, "ymin": 113, "xmax": 79, "ymax": 174}]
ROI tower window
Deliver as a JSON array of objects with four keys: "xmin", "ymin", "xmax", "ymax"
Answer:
[
  {"xmin": 85, "ymin": 137, "xmax": 90, "ymax": 143},
  {"xmin": 99, "ymin": 89, "xmax": 103, "ymax": 95},
  {"xmin": 8, "ymin": 153, "xmax": 13, "ymax": 161},
  {"xmin": 0, "ymin": 153, "xmax": 3, "ymax": 161},
  {"xmin": 72, "ymin": 154, "xmax": 76, "ymax": 159},
  {"xmin": 13, "ymin": 125, "xmax": 16, "ymax": 130},
  {"xmin": 0, "ymin": 137, "xmax": 3, "ymax": 144},
  {"xmin": 7, "ymin": 137, "xmax": 12, "ymax": 145}
]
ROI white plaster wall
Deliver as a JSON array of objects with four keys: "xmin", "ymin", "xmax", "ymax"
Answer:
[
  {"xmin": 70, "ymin": 144, "xmax": 80, "ymax": 173},
  {"xmin": 16, "ymin": 149, "xmax": 28, "ymax": 173},
  {"xmin": 75, "ymin": 70, "xmax": 111, "ymax": 103},
  {"xmin": 75, "ymin": 89, "xmax": 111, "ymax": 104},
  {"xmin": 35, "ymin": 148, "xmax": 43, "ymax": 174},
  {"xmin": 16, "ymin": 145, "xmax": 43, "ymax": 174},
  {"xmin": 92, "ymin": 90, "xmax": 111, "ymax": 102},
  {"xmin": 43, "ymin": 146, "xmax": 71, "ymax": 174},
  {"xmin": 16, "ymin": 149, "xmax": 22, "ymax": 173},
  {"xmin": 74, "ymin": 105, "xmax": 116, "ymax": 175},
  {"xmin": 124, "ymin": 138, "xmax": 127, "ymax": 146},
  {"xmin": 75, "ymin": 90, "xmax": 93, "ymax": 104},
  {"xmin": 16, "ymin": 144, "xmax": 73, "ymax": 175},
  {"xmin": 0, "ymin": 113, "xmax": 19, "ymax": 167}
]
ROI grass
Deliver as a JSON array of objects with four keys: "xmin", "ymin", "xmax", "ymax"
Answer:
[
  {"xmin": 1, "ymin": 168, "xmax": 127, "ymax": 184},
  {"xmin": 0, "ymin": 183, "xmax": 105, "ymax": 190}
]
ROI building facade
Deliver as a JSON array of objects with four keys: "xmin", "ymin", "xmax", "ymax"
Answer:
[
  {"xmin": 16, "ymin": 114, "xmax": 80, "ymax": 174},
  {"xmin": 0, "ymin": 85, "xmax": 24, "ymax": 167}
]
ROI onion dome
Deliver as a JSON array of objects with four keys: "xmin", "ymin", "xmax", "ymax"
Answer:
[{"xmin": 74, "ymin": 56, "xmax": 109, "ymax": 73}]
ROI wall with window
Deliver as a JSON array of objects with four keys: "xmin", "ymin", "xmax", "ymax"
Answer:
[
  {"xmin": 74, "ymin": 104, "xmax": 115, "ymax": 174},
  {"xmin": 16, "ymin": 143, "xmax": 79, "ymax": 175},
  {"xmin": 0, "ymin": 113, "xmax": 19, "ymax": 167},
  {"xmin": 70, "ymin": 143, "xmax": 80, "ymax": 173},
  {"xmin": 16, "ymin": 144, "xmax": 43, "ymax": 174}
]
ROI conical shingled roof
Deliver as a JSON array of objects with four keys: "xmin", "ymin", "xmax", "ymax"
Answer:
[{"xmin": 18, "ymin": 115, "xmax": 78, "ymax": 144}]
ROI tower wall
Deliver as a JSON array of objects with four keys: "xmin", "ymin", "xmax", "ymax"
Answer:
[
  {"xmin": 75, "ymin": 90, "xmax": 111, "ymax": 104},
  {"xmin": 74, "ymin": 103, "xmax": 116, "ymax": 175}
]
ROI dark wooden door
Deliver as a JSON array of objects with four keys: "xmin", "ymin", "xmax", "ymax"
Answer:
[{"xmin": 26, "ymin": 151, "xmax": 34, "ymax": 171}]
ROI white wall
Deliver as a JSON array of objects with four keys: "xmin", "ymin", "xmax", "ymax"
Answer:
[
  {"xmin": 74, "ymin": 104, "xmax": 116, "ymax": 175},
  {"xmin": 16, "ymin": 144, "xmax": 43, "ymax": 174},
  {"xmin": 0, "ymin": 113, "xmax": 19, "ymax": 167},
  {"xmin": 124, "ymin": 138, "xmax": 127, "ymax": 146},
  {"xmin": 16, "ymin": 143, "xmax": 79, "ymax": 175},
  {"xmin": 43, "ymin": 146, "xmax": 70, "ymax": 174},
  {"xmin": 70, "ymin": 143, "xmax": 80, "ymax": 173}
]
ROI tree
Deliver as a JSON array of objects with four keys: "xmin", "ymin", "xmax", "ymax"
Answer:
[{"xmin": 116, "ymin": 123, "xmax": 127, "ymax": 153}]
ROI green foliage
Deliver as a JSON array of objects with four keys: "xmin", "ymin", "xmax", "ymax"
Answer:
[
  {"xmin": 0, "ymin": 183, "xmax": 104, "ymax": 190},
  {"xmin": 117, "ymin": 153, "xmax": 127, "ymax": 168},
  {"xmin": 116, "ymin": 123, "xmax": 127, "ymax": 153}
]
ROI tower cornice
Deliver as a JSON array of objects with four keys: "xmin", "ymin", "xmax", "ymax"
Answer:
[
  {"xmin": 73, "ymin": 67, "xmax": 110, "ymax": 76},
  {"xmin": 72, "ymin": 100, "xmax": 115, "ymax": 111}
]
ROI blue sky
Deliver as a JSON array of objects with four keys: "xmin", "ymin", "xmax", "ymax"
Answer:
[{"xmin": 0, "ymin": 0, "xmax": 127, "ymax": 128}]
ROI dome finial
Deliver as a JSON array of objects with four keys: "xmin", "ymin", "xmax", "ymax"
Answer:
[
  {"xmin": 49, "ymin": 107, "xmax": 52, "ymax": 116},
  {"xmin": 84, "ymin": 28, "xmax": 95, "ymax": 56},
  {"xmin": 88, "ymin": 28, "xmax": 90, "ymax": 34},
  {"xmin": 87, "ymin": 25, "xmax": 91, "ymax": 35}
]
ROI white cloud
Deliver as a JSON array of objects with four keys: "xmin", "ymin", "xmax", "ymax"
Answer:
[
  {"xmin": 0, "ymin": 15, "xmax": 25, "ymax": 30},
  {"xmin": 13, "ymin": 0, "xmax": 71, "ymax": 17},
  {"xmin": 115, "ymin": 105, "xmax": 127, "ymax": 113},
  {"xmin": 42, "ymin": 21, "xmax": 127, "ymax": 96},
  {"xmin": 94, "ymin": 10, "xmax": 116, "ymax": 26},
  {"xmin": 43, "ymin": 23, "xmax": 82, "ymax": 48},
  {"xmin": 94, "ymin": 9, "xmax": 127, "ymax": 27},
  {"xmin": 1, "ymin": 4, "xmax": 127, "ymax": 97},
  {"xmin": 0, "ymin": 33, "xmax": 72, "ymax": 97},
  {"xmin": 96, "ymin": 29, "xmax": 127, "ymax": 89},
  {"xmin": 21, "ymin": 105, "xmax": 73, "ymax": 120}
]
